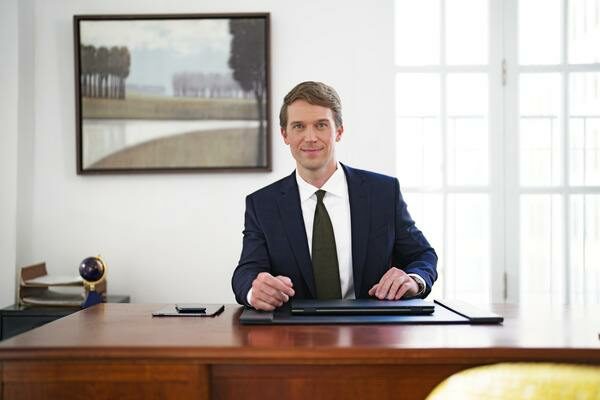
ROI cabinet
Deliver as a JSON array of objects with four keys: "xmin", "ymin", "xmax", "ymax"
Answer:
[{"xmin": 0, "ymin": 295, "xmax": 130, "ymax": 340}]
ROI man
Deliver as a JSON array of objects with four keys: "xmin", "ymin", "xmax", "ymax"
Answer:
[{"xmin": 232, "ymin": 81, "xmax": 437, "ymax": 311}]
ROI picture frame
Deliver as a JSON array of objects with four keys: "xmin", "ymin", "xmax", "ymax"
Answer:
[{"xmin": 73, "ymin": 13, "xmax": 271, "ymax": 174}]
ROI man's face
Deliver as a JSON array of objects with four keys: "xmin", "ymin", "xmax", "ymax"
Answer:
[{"xmin": 281, "ymin": 100, "xmax": 343, "ymax": 175}]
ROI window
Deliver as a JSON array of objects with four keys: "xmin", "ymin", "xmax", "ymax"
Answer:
[{"xmin": 394, "ymin": 0, "xmax": 600, "ymax": 304}]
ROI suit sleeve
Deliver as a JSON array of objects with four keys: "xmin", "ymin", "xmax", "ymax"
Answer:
[
  {"xmin": 392, "ymin": 179, "xmax": 438, "ymax": 297},
  {"xmin": 231, "ymin": 195, "xmax": 272, "ymax": 306}
]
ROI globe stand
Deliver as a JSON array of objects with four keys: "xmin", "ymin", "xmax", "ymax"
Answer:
[
  {"xmin": 79, "ymin": 256, "xmax": 107, "ymax": 309},
  {"xmin": 81, "ymin": 290, "xmax": 103, "ymax": 308}
]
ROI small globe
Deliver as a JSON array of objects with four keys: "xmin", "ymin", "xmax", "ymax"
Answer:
[{"xmin": 79, "ymin": 256, "xmax": 106, "ymax": 282}]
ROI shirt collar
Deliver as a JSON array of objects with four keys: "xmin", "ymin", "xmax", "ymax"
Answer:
[{"xmin": 295, "ymin": 162, "xmax": 346, "ymax": 202}]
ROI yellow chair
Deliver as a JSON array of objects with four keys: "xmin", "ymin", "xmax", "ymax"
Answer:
[{"xmin": 426, "ymin": 363, "xmax": 600, "ymax": 400}]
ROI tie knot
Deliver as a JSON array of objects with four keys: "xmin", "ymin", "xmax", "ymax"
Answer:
[{"xmin": 315, "ymin": 190, "xmax": 326, "ymax": 203}]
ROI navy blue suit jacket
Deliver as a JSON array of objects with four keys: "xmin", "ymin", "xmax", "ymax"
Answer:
[{"xmin": 231, "ymin": 164, "xmax": 437, "ymax": 306}]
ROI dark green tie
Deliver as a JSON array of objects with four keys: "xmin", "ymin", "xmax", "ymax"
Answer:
[{"xmin": 312, "ymin": 190, "xmax": 342, "ymax": 299}]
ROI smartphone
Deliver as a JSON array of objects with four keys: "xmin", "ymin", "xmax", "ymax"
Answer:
[{"xmin": 175, "ymin": 304, "xmax": 207, "ymax": 313}]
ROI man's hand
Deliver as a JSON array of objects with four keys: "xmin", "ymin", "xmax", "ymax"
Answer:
[
  {"xmin": 250, "ymin": 272, "xmax": 295, "ymax": 311},
  {"xmin": 368, "ymin": 267, "xmax": 418, "ymax": 300}
]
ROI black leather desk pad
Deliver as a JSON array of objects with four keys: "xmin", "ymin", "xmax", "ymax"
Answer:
[
  {"xmin": 240, "ymin": 302, "xmax": 466, "ymax": 325},
  {"xmin": 240, "ymin": 299, "xmax": 503, "ymax": 325}
]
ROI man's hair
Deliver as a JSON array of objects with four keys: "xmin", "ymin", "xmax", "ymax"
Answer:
[{"xmin": 279, "ymin": 81, "xmax": 343, "ymax": 129}]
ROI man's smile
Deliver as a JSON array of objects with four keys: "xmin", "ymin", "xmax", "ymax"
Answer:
[{"xmin": 301, "ymin": 147, "xmax": 324, "ymax": 153}]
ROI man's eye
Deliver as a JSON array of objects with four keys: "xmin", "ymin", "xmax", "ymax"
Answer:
[
  {"xmin": 293, "ymin": 124, "xmax": 303, "ymax": 129},
  {"xmin": 317, "ymin": 122, "xmax": 327, "ymax": 128}
]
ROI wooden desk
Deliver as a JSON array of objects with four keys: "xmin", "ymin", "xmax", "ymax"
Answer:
[{"xmin": 0, "ymin": 303, "xmax": 599, "ymax": 400}]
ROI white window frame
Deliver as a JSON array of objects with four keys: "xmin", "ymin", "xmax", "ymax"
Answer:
[
  {"xmin": 504, "ymin": 0, "xmax": 600, "ymax": 304},
  {"xmin": 395, "ymin": 0, "xmax": 600, "ymax": 304},
  {"xmin": 395, "ymin": 0, "xmax": 506, "ymax": 303}
]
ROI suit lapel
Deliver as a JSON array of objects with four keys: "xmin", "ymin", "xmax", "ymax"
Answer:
[
  {"xmin": 342, "ymin": 164, "xmax": 370, "ymax": 297},
  {"xmin": 276, "ymin": 171, "xmax": 316, "ymax": 298}
]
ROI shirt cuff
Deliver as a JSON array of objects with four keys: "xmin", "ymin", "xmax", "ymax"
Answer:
[
  {"xmin": 246, "ymin": 287, "xmax": 254, "ymax": 307},
  {"xmin": 407, "ymin": 273, "xmax": 426, "ymax": 296}
]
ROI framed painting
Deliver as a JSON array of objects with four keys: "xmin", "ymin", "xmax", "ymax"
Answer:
[{"xmin": 73, "ymin": 13, "xmax": 270, "ymax": 173}]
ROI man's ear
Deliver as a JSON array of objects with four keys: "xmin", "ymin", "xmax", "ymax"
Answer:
[
  {"xmin": 335, "ymin": 125, "xmax": 344, "ymax": 142},
  {"xmin": 281, "ymin": 127, "xmax": 290, "ymax": 144}
]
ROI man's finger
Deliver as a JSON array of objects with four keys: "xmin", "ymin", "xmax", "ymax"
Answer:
[
  {"xmin": 386, "ymin": 278, "xmax": 403, "ymax": 300},
  {"xmin": 252, "ymin": 289, "xmax": 280, "ymax": 308},
  {"xmin": 376, "ymin": 277, "xmax": 395, "ymax": 299},
  {"xmin": 368, "ymin": 284, "xmax": 379, "ymax": 296},
  {"xmin": 259, "ymin": 282, "xmax": 293, "ymax": 303},
  {"xmin": 263, "ymin": 275, "xmax": 295, "ymax": 296},
  {"xmin": 394, "ymin": 282, "xmax": 411, "ymax": 300},
  {"xmin": 252, "ymin": 298, "xmax": 277, "ymax": 311},
  {"xmin": 275, "ymin": 276, "xmax": 295, "ymax": 296},
  {"xmin": 276, "ymin": 275, "xmax": 293, "ymax": 287},
  {"xmin": 254, "ymin": 290, "xmax": 283, "ymax": 308},
  {"xmin": 254, "ymin": 274, "xmax": 291, "ymax": 297}
]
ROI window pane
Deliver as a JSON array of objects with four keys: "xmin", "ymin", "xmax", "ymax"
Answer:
[
  {"xmin": 569, "ymin": 72, "xmax": 600, "ymax": 186},
  {"xmin": 568, "ymin": 0, "xmax": 600, "ymax": 64},
  {"xmin": 519, "ymin": 73, "xmax": 562, "ymax": 115},
  {"xmin": 396, "ymin": 73, "xmax": 440, "ymax": 116},
  {"xmin": 446, "ymin": 74, "xmax": 489, "ymax": 186},
  {"xmin": 395, "ymin": 0, "xmax": 440, "ymax": 66},
  {"xmin": 446, "ymin": 0, "xmax": 488, "ymax": 65},
  {"xmin": 519, "ymin": 0, "xmax": 561, "ymax": 65},
  {"xmin": 519, "ymin": 74, "xmax": 562, "ymax": 186},
  {"xmin": 396, "ymin": 74, "xmax": 442, "ymax": 187},
  {"xmin": 403, "ymin": 193, "xmax": 444, "ymax": 299},
  {"xmin": 446, "ymin": 194, "xmax": 490, "ymax": 303},
  {"xmin": 396, "ymin": 118, "xmax": 442, "ymax": 187},
  {"xmin": 520, "ymin": 195, "xmax": 565, "ymax": 304},
  {"xmin": 570, "ymin": 195, "xmax": 600, "ymax": 305},
  {"xmin": 447, "ymin": 74, "xmax": 488, "ymax": 116}
]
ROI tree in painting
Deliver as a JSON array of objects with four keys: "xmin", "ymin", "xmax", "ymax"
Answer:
[
  {"xmin": 228, "ymin": 19, "xmax": 267, "ymax": 165},
  {"xmin": 80, "ymin": 44, "xmax": 131, "ymax": 99}
]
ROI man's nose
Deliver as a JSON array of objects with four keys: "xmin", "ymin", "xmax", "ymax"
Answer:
[{"xmin": 304, "ymin": 126, "xmax": 317, "ymax": 142}]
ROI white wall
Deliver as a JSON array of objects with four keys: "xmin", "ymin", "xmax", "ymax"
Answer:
[
  {"xmin": 3, "ymin": 0, "xmax": 395, "ymax": 305},
  {"xmin": 0, "ymin": 0, "xmax": 19, "ymax": 307}
]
